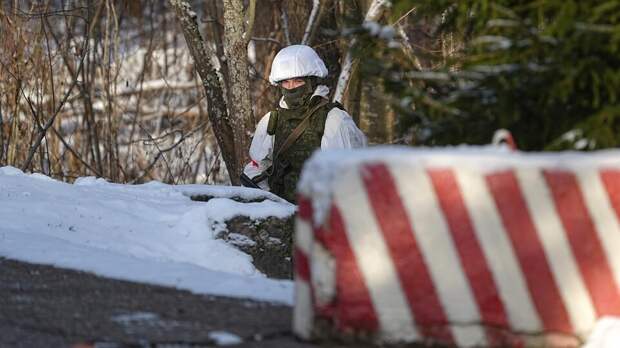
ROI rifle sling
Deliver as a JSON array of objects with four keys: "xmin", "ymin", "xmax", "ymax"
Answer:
[{"xmin": 272, "ymin": 98, "xmax": 329, "ymax": 163}]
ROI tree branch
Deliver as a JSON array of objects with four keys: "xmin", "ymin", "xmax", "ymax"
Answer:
[{"xmin": 20, "ymin": 48, "xmax": 87, "ymax": 171}]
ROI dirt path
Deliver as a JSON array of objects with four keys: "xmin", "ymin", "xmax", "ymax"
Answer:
[{"xmin": 0, "ymin": 257, "xmax": 319, "ymax": 348}]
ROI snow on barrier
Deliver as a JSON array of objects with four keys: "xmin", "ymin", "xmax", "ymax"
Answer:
[{"xmin": 293, "ymin": 147, "xmax": 620, "ymax": 347}]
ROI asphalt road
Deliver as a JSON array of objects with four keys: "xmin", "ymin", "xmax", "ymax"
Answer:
[{"xmin": 0, "ymin": 257, "xmax": 318, "ymax": 348}]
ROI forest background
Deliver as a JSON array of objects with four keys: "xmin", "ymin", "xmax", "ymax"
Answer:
[{"xmin": 1, "ymin": 0, "xmax": 618, "ymax": 185}]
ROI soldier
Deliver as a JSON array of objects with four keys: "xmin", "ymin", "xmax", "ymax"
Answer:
[{"xmin": 241, "ymin": 44, "xmax": 366, "ymax": 203}]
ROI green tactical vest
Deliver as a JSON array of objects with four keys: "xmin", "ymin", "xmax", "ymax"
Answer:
[{"xmin": 267, "ymin": 96, "xmax": 341, "ymax": 203}]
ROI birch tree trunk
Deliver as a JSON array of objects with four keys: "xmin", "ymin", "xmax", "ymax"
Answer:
[
  {"xmin": 332, "ymin": 0, "xmax": 389, "ymax": 103},
  {"xmin": 301, "ymin": 0, "xmax": 321, "ymax": 45},
  {"xmin": 168, "ymin": 0, "xmax": 239, "ymax": 184},
  {"xmin": 282, "ymin": 0, "xmax": 313, "ymax": 44},
  {"xmin": 222, "ymin": 0, "xmax": 253, "ymax": 171}
]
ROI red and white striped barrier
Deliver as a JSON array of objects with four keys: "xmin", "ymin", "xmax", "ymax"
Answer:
[{"xmin": 294, "ymin": 148, "xmax": 620, "ymax": 347}]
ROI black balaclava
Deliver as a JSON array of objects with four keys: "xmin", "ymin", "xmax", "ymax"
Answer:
[{"xmin": 280, "ymin": 77, "xmax": 316, "ymax": 109}]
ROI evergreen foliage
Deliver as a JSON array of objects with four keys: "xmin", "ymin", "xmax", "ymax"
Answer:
[{"xmin": 361, "ymin": 0, "xmax": 620, "ymax": 150}]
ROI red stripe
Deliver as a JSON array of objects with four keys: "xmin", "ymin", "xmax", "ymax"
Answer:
[
  {"xmin": 314, "ymin": 204, "xmax": 379, "ymax": 332},
  {"xmin": 600, "ymin": 170, "xmax": 620, "ymax": 225},
  {"xmin": 294, "ymin": 248, "xmax": 311, "ymax": 282},
  {"xmin": 428, "ymin": 169, "xmax": 510, "ymax": 344},
  {"xmin": 297, "ymin": 195, "xmax": 312, "ymax": 221},
  {"xmin": 296, "ymin": 195, "xmax": 313, "ymax": 282},
  {"xmin": 545, "ymin": 170, "xmax": 620, "ymax": 316},
  {"xmin": 362, "ymin": 164, "xmax": 453, "ymax": 343},
  {"xmin": 487, "ymin": 170, "xmax": 573, "ymax": 333}
]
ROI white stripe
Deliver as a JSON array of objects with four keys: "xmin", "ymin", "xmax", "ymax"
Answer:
[
  {"xmin": 455, "ymin": 168, "xmax": 542, "ymax": 332},
  {"xmin": 517, "ymin": 168, "xmax": 596, "ymax": 334},
  {"xmin": 295, "ymin": 217, "xmax": 314, "ymax": 256},
  {"xmin": 293, "ymin": 279, "xmax": 314, "ymax": 339},
  {"xmin": 391, "ymin": 166, "xmax": 486, "ymax": 347},
  {"xmin": 333, "ymin": 166, "xmax": 419, "ymax": 342},
  {"xmin": 578, "ymin": 170, "xmax": 620, "ymax": 294},
  {"xmin": 294, "ymin": 215, "xmax": 315, "ymax": 338},
  {"xmin": 310, "ymin": 242, "xmax": 336, "ymax": 307}
]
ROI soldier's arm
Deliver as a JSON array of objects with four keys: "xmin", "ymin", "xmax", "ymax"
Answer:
[
  {"xmin": 242, "ymin": 112, "xmax": 274, "ymax": 190},
  {"xmin": 320, "ymin": 108, "xmax": 368, "ymax": 149}
]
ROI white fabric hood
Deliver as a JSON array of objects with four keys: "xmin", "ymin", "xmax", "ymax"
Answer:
[{"xmin": 269, "ymin": 45, "xmax": 328, "ymax": 85}]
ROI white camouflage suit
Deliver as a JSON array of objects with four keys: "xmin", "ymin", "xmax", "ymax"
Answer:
[{"xmin": 243, "ymin": 45, "xmax": 367, "ymax": 191}]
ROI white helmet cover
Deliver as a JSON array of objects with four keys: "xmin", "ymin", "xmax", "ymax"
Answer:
[{"xmin": 268, "ymin": 45, "xmax": 328, "ymax": 85}]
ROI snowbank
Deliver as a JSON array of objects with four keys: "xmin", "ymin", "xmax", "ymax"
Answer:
[{"xmin": 0, "ymin": 167, "xmax": 295, "ymax": 304}]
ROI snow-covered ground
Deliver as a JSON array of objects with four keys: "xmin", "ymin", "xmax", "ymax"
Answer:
[{"xmin": 0, "ymin": 166, "xmax": 296, "ymax": 305}]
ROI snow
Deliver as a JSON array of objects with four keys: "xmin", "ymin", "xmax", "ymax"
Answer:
[
  {"xmin": 227, "ymin": 233, "xmax": 257, "ymax": 247},
  {"xmin": 472, "ymin": 35, "xmax": 513, "ymax": 50},
  {"xmin": 365, "ymin": 0, "xmax": 391, "ymax": 21},
  {"xmin": 585, "ymin": 317, "xmax": 620, "ymax": 348},
  {"xmin": 112, "ymin": 312, "xmax": 160, "ymax": 325},
  {"xmin": 362, "ymin": 21, "xmax": 396, "ymax": 40},
  {"xmin": 407, "ymin": 71, "xmax": 451, "ymax": 80},
  {"xmin": 110, "ymin": 311, "xmax": 187, "ymax": 333},
  {"xmin": 208, "ymin": 331, "xmax": 243, "ymax": 345},
  {"xmin": 0, "ymin": 166, "xmax": 295, "ymax": 305},
  {"xmin": 247, "ymin": 40, "xmax": 256, "ymax": 64}
]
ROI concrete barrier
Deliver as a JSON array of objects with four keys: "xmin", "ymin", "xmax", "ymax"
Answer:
[{"xmin": 294, "ymin": 147, "xmax": 620, "ymax": 347}]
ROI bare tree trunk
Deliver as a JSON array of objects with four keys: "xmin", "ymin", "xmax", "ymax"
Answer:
[
  {"xmin": 81, "ymin": 64, "xmax": 104, "ymax": 176},
  {"xmin": 6, "ymin": 3, "xmax": 22, "ymax": 167},
  {"xmin": 203, "ymin": 0, "xmax": 230, "ymax": 90},
  {"xmin": 280, "ymin": 7, "xmax": 292, "ymax": 46},
  {"xmin": 7, "ymin": 86, "xmax": 20, "ymax": 166},
  {"xmin": 347, "ymin": 65, "xmax": 362, "ymax": 126},
  {"xmin": 245, "ymin": 0, "xmax": 257, "ymax": 43},
  {"xmin": 333, "ymin": 0, "xmax": 388, "ymax": 103},
  {"xmin": 359, "ymin": 81, "xmax": 395, "ymax": 144},
  {"xmin": 83, "ymin": 1, "xmax": 105, "ymax": 176},
  {"xmin": 397, "ymin": 23, "xmax": 424, "ymax": 71},
  {"xmin": 301, "ymin": 0, "xmax": 321, "ymax": 45},
  {"xmin": 222, "ymin": 0, "xmax": 253, "ymax": 171},
  {"xmin": 0, "ymin": 99, "xmax": 4, "ymax": 164},
  {"xmin": 168, "ymin": 0, "xmax": 239, "ymax": 184}
]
